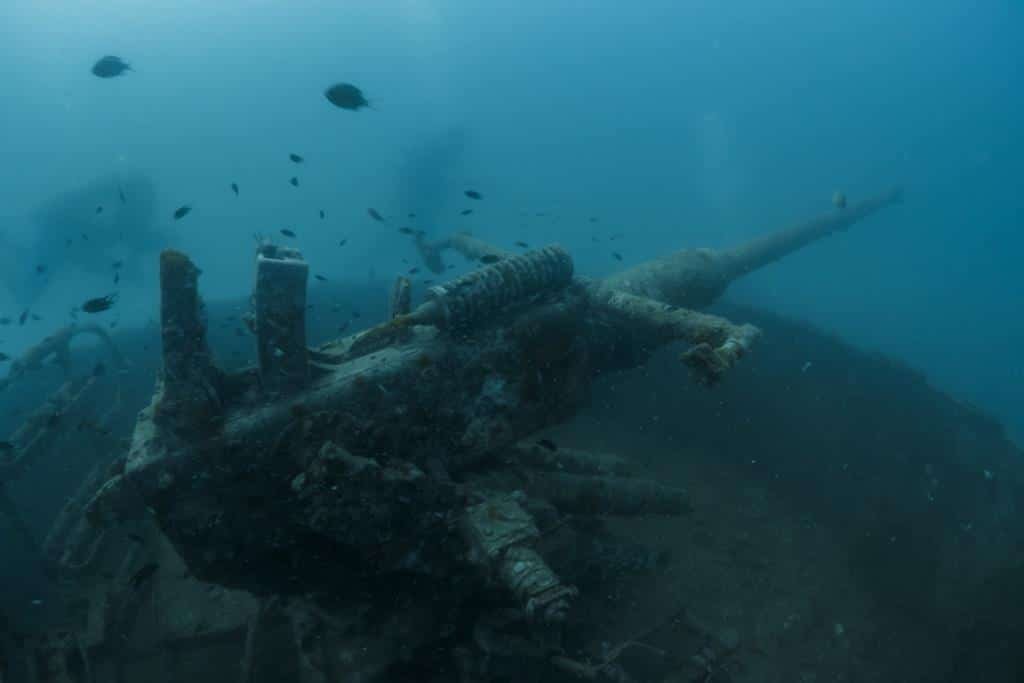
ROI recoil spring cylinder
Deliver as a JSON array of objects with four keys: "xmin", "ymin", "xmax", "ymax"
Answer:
[{"xmin": 423, "ymin": 245, "xmax": 573, "ymax": 328}]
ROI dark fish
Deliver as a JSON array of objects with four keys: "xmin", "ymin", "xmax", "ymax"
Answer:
[
  {"xmin": 515, "ymin": 241, "xmax": 529, "ymax": 248},
  {"xmin": 290, "ymin": 177, "xmax": 299, "ymax": 187},
  {"xmin": 398, "ymin": 227, "xmax": 415, "ymax": 235},
  {"xmin": 589, "ymin": 217, "xmax": 598, "ymax": 223},
  {"xmin": 95, "ymin": 206, "xmax": 103, "ymax": 214},
  {"xmin": 119, "ymin": 186, "xmax": 126, "ymax": 203},
  {"xmin": 31, "ymin": 314, "xmax": 41, "ymax": 322},
  {"xmin": 536, "ymin": 438, "xmax": 558, "ymax": 452},
  {"xmin": 19, "ymin": 310, "xmax": 28, "ymax": 325},
  {"xmin": 91, "ymin": 55, "xmax": 132, "ymax": 78},
  {"xmin": 280, "ymin": 229, "xmax": 297, "ymax": 238},
  {"xmin": 0, "ymin": 317, "xmax": 11, "ymax": 325},
  {"xmin": 324, "ymin": 82, "xmax": 370, "ymax": 111},
  {"xmin": 114, "ymin": 272, "xmax": 120, "ymax": 285},
  {"xmin": 289, "ymin": 153, "xmax": 304, "ymax": 163},
  {"xmin": 129, "ymin": 563, "xmax": 159, "ymax": 590},
  {"xmin": 112, "ymin": 260, "xmax": 123, "ymax": 269},
  {"xmin": 408, "ymin": 213, "xmax": 416, "ymax": 218},
  {"xmin": 0, "ymin": 353, "xmax": 10, "ymax": 362},
  {"xmin": 465, "ymin": 190, "xmax": 482, "ymax": 200},
  {"xmin": 460, "ymin": 209, "xmax": 473, "ymax": 216},
  {"xmin": 231, "ymin": 182, "xmax": 239, "ymax": 196},
  {"xmin": 319, "ymin": 210, "xmax": 325, "ymax": 220},
  {"xmin": 832, "ymin": 191, "xmax": 847, "ymax": 209},
  {"xmin": 81, "ymin": 293, "xmax": 118, "ymax": 313},
  {"xmin": 408, "ymin": 267, "xmax": 420, "ymax": 275},
  {"xmin": 612, "ymin": 252, "xmax": 623, "ymax": 261},
  {"xmin": 315, "ymin": 275, "xmax": 327, "ymax": 282},
  {"xmin": 367, "ymin": 208, "xmax": 384, "ymax": 222},
  {"xmin": 423, "ymin": 279, "xmax": 434, "ymax": 285},
  {"xmin": 173, "ymin": 205, "xmax": 191, "ymax": 220},
  {"xmin": 351, "ymin": 311, "xmax": 361, "ymax": 319},
  {"xmin": 480, "ymin": 254, "xmax": 502, "ymax": 264},
  {"xmin": 337, "ymin": 320, "xmax": 351, "ymax": 334},
  {"xmin": 35, "ymin": 265, "xmax": 47, "ymax": 274},
  {"xmin": 338, "ymin": 238, "xmax": 348, "ymax": 247}
]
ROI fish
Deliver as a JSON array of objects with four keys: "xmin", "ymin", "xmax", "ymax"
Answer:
[
  {"xmin": 832, "ymin": 191, "xmax": 847, "ymax": 209},
  {"xmin": 114, "ymin": 272, "xmax": 120, "ymax": 285},
  {"xmin": 612, "ymin": 252, "xmax": 623, "ymax": 261},
  {"xmin": 95, "ymin": 206, "xmax": 103, "ymax": 214},
  {"xmin": 289, "ymin": 153, "xmax": 304, "ymax": 163},
  {"xmin": 0, "ymin": 353, "xmax": 10, "ymax": 362},
  {"xmin": 129, "ymin": 563, "xmax": 159, "ymax": 590},
  {"xmin": 319, "ymin": 210, "xmax": 325, "ymax": 220},
  {"xmin": 314, "ymin": 275, "xmax": 327, "ymax": 282},
  {"xmin": 19, "ymin": 310, "xmax": 28, "ymax": 325},
  {"xmin": 91, "ymin": 55, "xmax": 132, "ymax": 78},
  {"xmin": 408, "ymin": 213, "xmax": 417, "ymax": 218},
  {"xmin": 338, "ymin": 239, "xmax": 348, "ymax": 247},
  {"xmin": 173, "ymin": 205, "xmax": 191, "ymax": 220},
  {"xmin": 290, "ymin": 177, "xmax": 299, "ymax": 187},
  {"xmin": 460, "ymin": 209, "xmax": 473, "ymax": 216},
  {"xmin": 0, "ymin": 317, "xmax": 10, "ymax": 325},
  {"xmin": 465, "ymin": 190, "xmax": 482, "ymax": 200},
  {"xmin": 81, "ymin": 293, "xmax": 118, "ymax": 313},
  {"xmin": 423, "ymin": 279, "xmax": 434, "ymax": 285},
  {"xmin": 480, "ymin": 254, "xmax": 502, "ymax": 264},
  {"xmin": 337, "ymin": 320, "xmax": 351, "ymax": 334},
  {"xmin": 112, "ymin": 260, "xmax": 123, "ymax": 269},
  {"xmin": 324, "ymin": 82, "xmax": 370, "ymax": 111},
  {"xmin": 367, "ymin": 208, "xmax": 384, "ymax": 222},
  {"xmin": 351, "ymin": 311, "xmax": 361, "ymax": 319},
  {"xmin": 536, "ymin": 438, "xmax": 558, "ymax": 452},
  {"xmin": 231, "ymin": 183, "xmax": 239, "ymax": 196},
  {"xmin": 280, "ymin": 229, "xmax": 297, "ymax": 238},
  {"xmin": 119, "ymin": 186, "xmax": 126, "ymax": 203},
  {"xmin": 31, "ymin": 314, "xmax": 41, "ymax": 321},
  {"xmin": 398, "ymin": 227, "xmax": 416, "ymax": 235},
  {"xmin": 35, "ymin": 265, "xmax": 47, "ymax": 275},
  {"xmin": 514, "ymin": 241, "xmax": 529, "ymax": 248},
  {"xmin": 589, "ymin": 217, "xmax": 598, "ymax": 223},
  {"xmin": 408, "ymin": 267, "xmax": 420, "ymax": 275}
]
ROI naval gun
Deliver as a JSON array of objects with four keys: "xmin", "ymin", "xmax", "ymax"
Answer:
[{"xmin": 83, "ymin": 188, "xmax": 901, "ymax": 678}]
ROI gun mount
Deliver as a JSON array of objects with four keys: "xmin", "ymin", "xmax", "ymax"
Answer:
[{"xmin": 79, "ymin": 188, "xmax": 902, "ymax": 679}]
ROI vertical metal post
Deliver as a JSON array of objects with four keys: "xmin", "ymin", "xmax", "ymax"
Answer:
[{"xmin": 255, "ymin": 244, "xmax": 309, "ymax": 394}]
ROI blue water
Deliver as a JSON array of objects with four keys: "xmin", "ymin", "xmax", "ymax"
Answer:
[{"xmin": 1, "ymin": 1, "xmax": 1021, "ymax": 439}]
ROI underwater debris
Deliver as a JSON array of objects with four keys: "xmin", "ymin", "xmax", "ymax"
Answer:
[
  {"xmin": 91, "ymin": 55, "xmax": 132, "ymax": 78},
  {"xmin": 324, "ymin": 82, "xmax": 370, "ymax": 110}
]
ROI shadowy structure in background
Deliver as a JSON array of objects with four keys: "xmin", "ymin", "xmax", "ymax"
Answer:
[
  {"xmin": 0, "ymin": 172, "xmax": 165, "ymax": 307},
  {"xmin": 396, "ymin": 127, "xmax": 469, "ymax": 233}
]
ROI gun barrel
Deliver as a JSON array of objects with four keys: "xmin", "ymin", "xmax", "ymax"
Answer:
[{"xmin": 720, "ymin": 186, "xmax": 904, "ymax": 279}]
